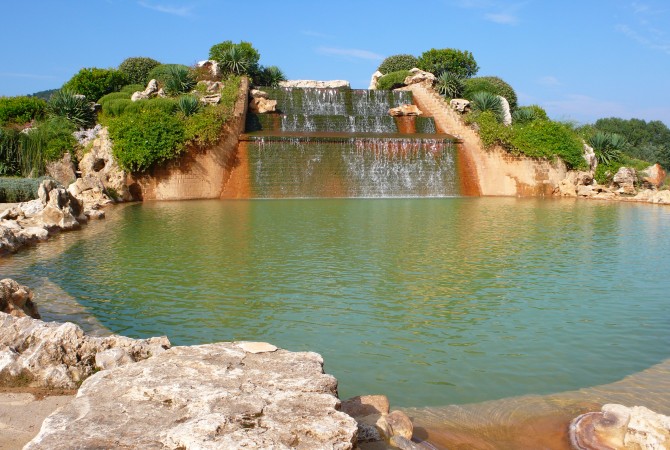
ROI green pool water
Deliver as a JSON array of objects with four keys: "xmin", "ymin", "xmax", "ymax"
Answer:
[{"xmin": 3, "ymin": 197, "xmax": 669, "ymax": 407}]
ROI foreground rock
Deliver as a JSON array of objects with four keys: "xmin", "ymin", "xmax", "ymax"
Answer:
[
  {"xmin": 570, "ymin": 404, "xmax": 670, "ymax": 449},
  {"xmin": 26, "ymin": 342, "xmax": 358, "ymax": 449},
  {"xmin": 0, "ymin": 279, "xmax": 40, "ymax": 319},
  {"xmin": 249, "ymin": 88, "xmax": 277, "ymax": 113},
  {"xmin": 0, "ymin": 311, "xmax": 170, "ymax": 389},
  {"xmin": 342, "ymin": 394, "xmax": 417, "ymax": 448},
  {"xmin": 389, "ymin": 104, "xmax": 422, "ymax": 117},
  {"xmin": 279, "ymin": 80, "xmax": 351, "ymax": 89},
  {"xmin": 78, "ymin": 127, "xmax": 132, "ymax": 202},
  {"xmin": 403, "ymin": 68, "xmax": 436, "ymax": 88}
]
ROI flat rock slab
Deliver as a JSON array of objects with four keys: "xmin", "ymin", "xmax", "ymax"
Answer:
[{"xmin": 25, "ymin": 342, "xmax": 358, "ymax": 449}]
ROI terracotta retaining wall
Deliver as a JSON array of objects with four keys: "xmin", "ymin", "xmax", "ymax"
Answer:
[
  {"xmin": 128, "ymin": 77, "xmax": 249, "ymax": 201},
  {"xmin": 405, "ymin": 84, "xmax": 567, "ymax": 197}
]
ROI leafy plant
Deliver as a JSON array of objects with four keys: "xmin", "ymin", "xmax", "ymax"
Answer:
[
  {"xmin": 147, "ymin": 64, "xmax": 191, "ymax": 87},
  {"xmin": 209, "ymin": 40, "xmax": 260, "ymax": 76},
  {"xmin": 435, "ymin": 72, "xmax": 465, "ymax": 99},
  {"xmin": 510, "ymin": 120, "xmax": 586, "ymax": 169},
  {"xmin": 219, "ymin": 46, "xmax": 250, "ymax": 75},
  {"xmin": 376, "ymin": 70, "xmax": 411, "ymax": 90},
  {"xmin": 470, "ymin": 91, "xmax": 503, "ymax": 121},
  {"xmin": 257, "ymin": 66, "xmax": 286, "ymax": 87},
  {"xmin": 108, "ymin": 108, "xmax": 185, "ymax": 172},
  {"xmin": 47, "ymin": 89, "xmax": 96, "ymax": 129},
  {"xmin": 588, "ymin": 131, "xmax": 625, "ymax": 165},
  {"xmin": 184, "ymin": 76, "xmax": 241, "ymax": 147},
  {"xmin": 377, "ymin": 54, "xmax": 419, "ymax": 74},
  {"xmin": 0, "ymin": 96, "xmax": 47, "ymax": 126},
  {"xmin": 512, "ymin": 105, "xmax": 548, "ymax": 124},
  {"xmin": 463, "ymin": 76, "xmax": 518, "ymax": 110},
  {"xmin": 163, "ymin": 65, "xmax": 196, "ymax": 96},
  {"xmin": 177, "ymin": 95, "xmax": 201, "ymax": 117},
  {"xmin": 62, "ymin": 67, "xmax": 128, "ymax": 102},
  {"xmin": 118, "ymin": 57, "xmax": 161, "ymax": 84},
  {"xmin": 467, "ymin": 110, "xmax": 512, "ymax": 149},
  {"xmin": 417, "ymin": 48, "xmax": 479, "ymax": 78}
]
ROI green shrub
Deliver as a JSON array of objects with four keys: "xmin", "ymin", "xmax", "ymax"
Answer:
[
  {"xmin": 120, "ymin": 84, "xmax": 146, "ymax": 94},
  {"xmin": 255, "ymin": 66, "xmax": 286, "ymax": 87},
  {"xmin": 163, "ymin": 65, "xmax": 196, "ymax": 96},
  {"xmin": 147, "ymin": 64, "xmax": 191, "ymax": 86},
  {"xmin": 102, "ymin": 98, "xmax": 133, "ymax": 117},
  {"xmin": 118, "ymin": 57, "xmax": 161, "ymax": 84},
  {"xmin": 0, "ymin": 176, "xmax": 55, "ymax": 202},
  {"xmin": 108, "ymin": 108, "xmax": 185, "ymax": 172},
  {"xmin": 98, "ymin": 92, "xmax": 131, "ymax": 107},
  {"xmin": 512, "ymin": 105, "xmax": 548, "ymax": 124},
  {"xmin": 470, "ymin": 91, "xmax": 503, "ymax": 121},
  {"xmin": 467, "ymin": 111, "xmax": 512, "ymax": 148},
  {"xmin": 47, "ymin": 89, "xmax": 96, "ymax": 129},
  {"xmin": 184, "ymin": 76, "xmax": 240, "ymax": 147},
  {"xmin": 0, "ymin": 96, "xmax": 47, "ymax": 125},
  {"xmin": 62, "ymin": 67, "xmax": 128, "ymax": 102},
  {"xmin": 177, "ymin": 95, "xmax": 201, "ymax": 116},
  {"xmin": 376, "ymin": 71, "xmax": 411, "ymax": 90},
  {"xmin": 588, "ymin": 131, "xmax": 626, "ymax": 165},
  {"xmin": 510, "ymin": 120, "xmax": 586, "ymax": 169},
  {"xmin": 435, "ymin": 72, "xmax": 465, "ymax": 99},
  {"xmin": 34, "ymin": 117, "xmax": 77, "ymax": 162},
  {"xmin": 377, "ymin": 54, "xmax": 419, "ymax": 74},
  {"xmin": 209, "ymin": 41, "xmax": 260, "ymax": 76},
  {"xmin": 417, "ymin": 48, "xmax": 479, "ymax": 78},
  {"xmin": 463, "ymin": 76, "xmax": 517, "ymax": 110}
]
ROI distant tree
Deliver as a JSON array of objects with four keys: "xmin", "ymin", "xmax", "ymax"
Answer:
[
  {"xmin": 377, "ymin": 54, "xmax": 419, "ymax": 74},
  {"xmin": 417, "ymin": 48, "xmax": 479, "ymax": 78},
  {"xmin": 209, "ymin": 41, "xmax": 260, "ymax": 77},
  {"xmin": 118, "ymin": 57, "xmax": 161, "ymax": 84},
  {"xmin": 62, "ymin": 67, "xmax": 128, "ymax": 102},
  {"xmin": 29, "ymin": 89, "xmax": 59, "ymax": 101},
  {"xmin": 592, "ymin": 117, "xmax": 670, "ymax": 169}
]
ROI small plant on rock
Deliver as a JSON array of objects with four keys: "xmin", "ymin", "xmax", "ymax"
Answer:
[{"xmin": 376, "ymin": 71, "xmax": 411, "ymax": 90}]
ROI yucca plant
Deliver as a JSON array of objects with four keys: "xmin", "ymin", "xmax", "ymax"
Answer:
[
  {"xmin": 164, "ymin": 65, "xmax": 196, "ymax": 96},
  {"xmin": 177, "ymin": 95, "xmax": 201, "ymax": 116},
  {"xmin": 221, "ymin": 46, "xmax": 250, "ymax": 75},
  {"xmin": 512, "ymin": 107, "xmax": 537, "ymax": 124},
  {"xmin": 436, "ymin": 72, "xmax": 465, "ymax": 99},
  {"xmin": 588, "ymin": 131, "xmax": 625, "ymax": 165},
  {"xmin": 47, "ymin": 89, "xmax": 96, "ymax": 129},
  {"xmin": 470, "ymin": 91, "xmax": 503, "ymax": 122},
  {"xmin": 263, "ymin": 66, "xmax": 286, "ymax": 88}
]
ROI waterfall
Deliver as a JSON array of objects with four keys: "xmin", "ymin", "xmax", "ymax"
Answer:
[{"xmin": 229, "ymin": 86, "xmax": 461, "ymax": 198}]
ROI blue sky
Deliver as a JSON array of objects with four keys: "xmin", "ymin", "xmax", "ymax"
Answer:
[{"xmin": 2, "ymin": 0, "xmax": 670, "ymax": 126}]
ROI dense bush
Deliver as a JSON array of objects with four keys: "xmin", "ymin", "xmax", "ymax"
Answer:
[
  {"xmin": 147, "ymin": 64, "xmax": 191, "ymax": 87},
  {"xmin": 62, "ymin": 67, "xmax": 128, "ymax": 102},
  {"xmin": 594, "ymin": 156, "xmax": 650, "ymax": 185},
  {"xmin": 510, "ymin": 120, "xmax": 585, "ymax": 168},
  {"xmin": 463, "ymin": 76, "xmax": 517, "ymax": 110},
  {"xmin": 209, "ymin": 41, "xmax": 260, "ymax": 76},
  {"xmin": 118, "ymin": 57, "xmax": 161, "ymax": 84},
  {"xmin": 98, "ymin": 91, "xmax": 131, "ymax": 106},
  {"xmin": 0, "ymin": 176, "xmax": 55, "ymax": 202},
  {"xmin": 102, "ymin": 98, "xmax": 133, "ymax": 117},
  {"xmin": 47, "ymin": 89, "xmax": 96, "ymax": 129},
  {"xmin": 108, "ymin": 108, "xmax": 185, "ymax": 172},
  {"xmin": 376, "ymin": 71, "xmax": 411, "ymax": 90},
  {"xmin": 183, "ymin": 76, "xmax": 241, "ymax": 147},
  {"xmin": 377, "ymin": 54, "xmax": 419, "ymax": 74},
  {"xmin": 0, "ymin": 96, "xmax": 47, "ymax": 125},
  {"xmin": 120, "ymin": 84, "xmax": 146, "ymax": 94},
  {"xmin": 417, "ymin": 48, "xmax": 479, "ymax": 78},
  {"xmin": 466, "ymin": 111, "xmax": 512, "ymax": 149},
  {"xmin": 435, "ymin": 72, "xmax": 465, "ymax": 99}
]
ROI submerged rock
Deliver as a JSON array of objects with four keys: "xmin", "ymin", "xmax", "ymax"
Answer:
[{"xmin": 25, "ymin": 342, "xmax": 357, "ymax": 449}]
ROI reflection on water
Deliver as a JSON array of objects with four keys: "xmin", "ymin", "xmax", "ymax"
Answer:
[{"xmin": 1, "ymin": 198, "xmax": 669, "ymax": 415}]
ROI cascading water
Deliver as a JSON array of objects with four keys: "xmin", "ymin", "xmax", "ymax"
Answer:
[{"xmin": 230, "ymin": 86, "xmax": 461, "ymax": 198}]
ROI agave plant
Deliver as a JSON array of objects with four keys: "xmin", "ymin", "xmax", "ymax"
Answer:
[
  {"xmin": 177, "ymin": 95, "xmax": 201, "ymax": 117},
  {"xmin": 263, "ymin": 66, "xmax": 286, "ymax": 88},
  {"xmin": 512, "ymin": 107, "xmax": 537, "ymax": 124},
  {"xmin": 221, "ymin": 46, "xmax": 250, "ymax": 75},
  {"xmin": 164, "ymin": 65, "xmax": 196, "ymax": 96},
  {"xmin": 470, "ymin": 91, "xmax": 503, "ymax": 122},
  {"xmin": 588, "ymin": 131, "xmax": 625, "ymax": 165},
  {"xmin": 47, "ymin": 89, "xmax": 96, "ymax": 128},
  {"xmin": 436, "ymin": 72, "xmax": 465, "ymax": 99}
]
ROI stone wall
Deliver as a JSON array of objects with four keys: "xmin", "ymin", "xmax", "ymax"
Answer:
[
  {"xmin": 405, "ymin": 84, "xmax": 568, "ymax": 197},
  {"xmin": 129, "ymin": 77, "xmax": 249, "ymax": 201}
]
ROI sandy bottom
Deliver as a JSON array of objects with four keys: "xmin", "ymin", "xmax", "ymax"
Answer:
[{"xmin": 0, "ymin": 389, "xmax": 74, "ymax": 449}]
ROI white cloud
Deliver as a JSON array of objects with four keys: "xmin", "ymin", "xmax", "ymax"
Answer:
[
  {"xmin": 616, "ymin": 24, "xmax": 670, "ymax": 54},
  {"xmin": 138, "ymin": 1, "xmax": 193, "ymax": 17},
  {"xmin": 538, "ymin": 76, "xmax": 561, "ymax": 87},
  {"xmin": 301, "ymin": 30, "xmax": 336, "ymax": 39},
  {"xmin": 317, "ymin": 47, "xmax": 384, "ymax": 61},
  {"xmin": 485, "ymin": 12, "xmax": 519, "ymax": 25}
]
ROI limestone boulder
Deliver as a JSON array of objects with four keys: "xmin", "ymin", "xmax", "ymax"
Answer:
[
  {"xmin": 450, "ymin": 98, "xmax": 471, "ymax": 114},
  {"xmin": 0, "ymin": 279, "xmax": 40, "ymax": 319},
  {"xmin": 25, "ymin": 342, "xmax": 357, "ymax": 449},
  {"xmin": 200, "ymin": 94, "xmax": 222, "ymax": 105},
  {"xmin": 249, "ymin": 97, "xmax": 277, "ymax": 114},
  {"xmin": 250, "ymin": 88, "xmax": 269, "ymax": 99},
  {"xmin": 131, "ymin": 79, "xmax": 159, "ymax": 102},
  {"xmin": 389, "ymin": 104, "xmax": 423, "ymax": 116},
  {"xmin": 642, "ymin": 163, "xmax": 667, "ymax": 188},
  {"xmin": 45, "ymin": 152, "xmax": 76, "ymax": 186},
  {"xmin": 197, "ymin": 80, "xmax": 223, "ymax": 94},
  {"xmin": 613, "ymin": 167, "xmax": 637, "ymax": 189},
  {"xmin": 279, "ymin": 80, "xmax": 351, "ymax": 89},
  {"xmin": 369, "ymin": 70, "xmax": 383, "ymax": 90},
  {"xmin": 0, "ymin": 225, "xmax": 23, "ymax": 254},
  {"xmin": 196, "ymin": 59, "xmax": 221, "ymax": 79},
  {"xmin": 78, "ymin": 127, "xmax": 131, "ymax": 201},
  {"xmin": 131, "ymin": 91, "xmax": 149, "ymax": 101},
  {"xmin": 498, "ymin": 95, "xmax": 512, "ymax": 126},
  {"xmin": 583, "ymin": 143, "xmax": 598, "ymax": 172},
  {"xmin": 0, "ymin": 312, "xmax": 170, "ymax": 389},
  {"xmin": 403, "ymin": 68, "xmax": 436, "ymax": 87},
  {"xmin": 570, "ymin": 404, "xmax": 670, "ymax": 450}
]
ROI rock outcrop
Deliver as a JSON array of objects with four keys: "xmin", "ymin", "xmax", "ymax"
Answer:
[
  {"xmin": 403, "ymin": 68, "xmax": 436, "ymax": 87},
  {"xmin": 369, "ymin": 70, "xmax": 383, "ymax": 90},
  {"xmin": 25, "ymin": 342, "xmax": 357, "ymax": 449},
  {"xmin": 570, "ymin": 404, "xmax": 670, "ymax": 450},
  {"xmin": 249, "ymin": 89, "xmax": 277, "ymax": 113},
  {"xmin": 279, "ymin": 80, "xmax": 351, "ymax": 89},
  {"xmin": 583, "ymin": 143, "xmax": 598, "ymax": 172},
  {"xmin": 0, "ymin": 311, "xmax": 170, "ymax": 389},
  {"xmin": 498, "ymin": 95, "xmax": 512, "ymax": 126},
  {"xmin": 196, "ymin": 59, "xmax": 221, "ymax": 79},
  {"xmin": 450, "ymin": 98, "xmax": 471, "ymax": 114},
  {"xmin": 642, "ymin": 163, "xmax": 667, "ymax": 188},
  {"xmin": 389, "ymin": 104, "xmax": 422, "ymax": 116},
  {"xmin": 341, "ymin": 394, "xmax": 416, "ymax": 448},
  {"xmin": 613, "ymin": 166, "xmax": 638, "ymax": 195},
  {"xmin": 0, "ymin": 279, "xmax": 40, "ymax": 319},
  {"xmin": 45, "ymin": 152, "xmax": 76, "ymax": 186},
  {"xmin": 78, "ymin": 127, "xmax": 131, "ymax": 202},
  {"xmin": 131, "ymin": 79, "xmax": 160, "ymax": 101}
]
